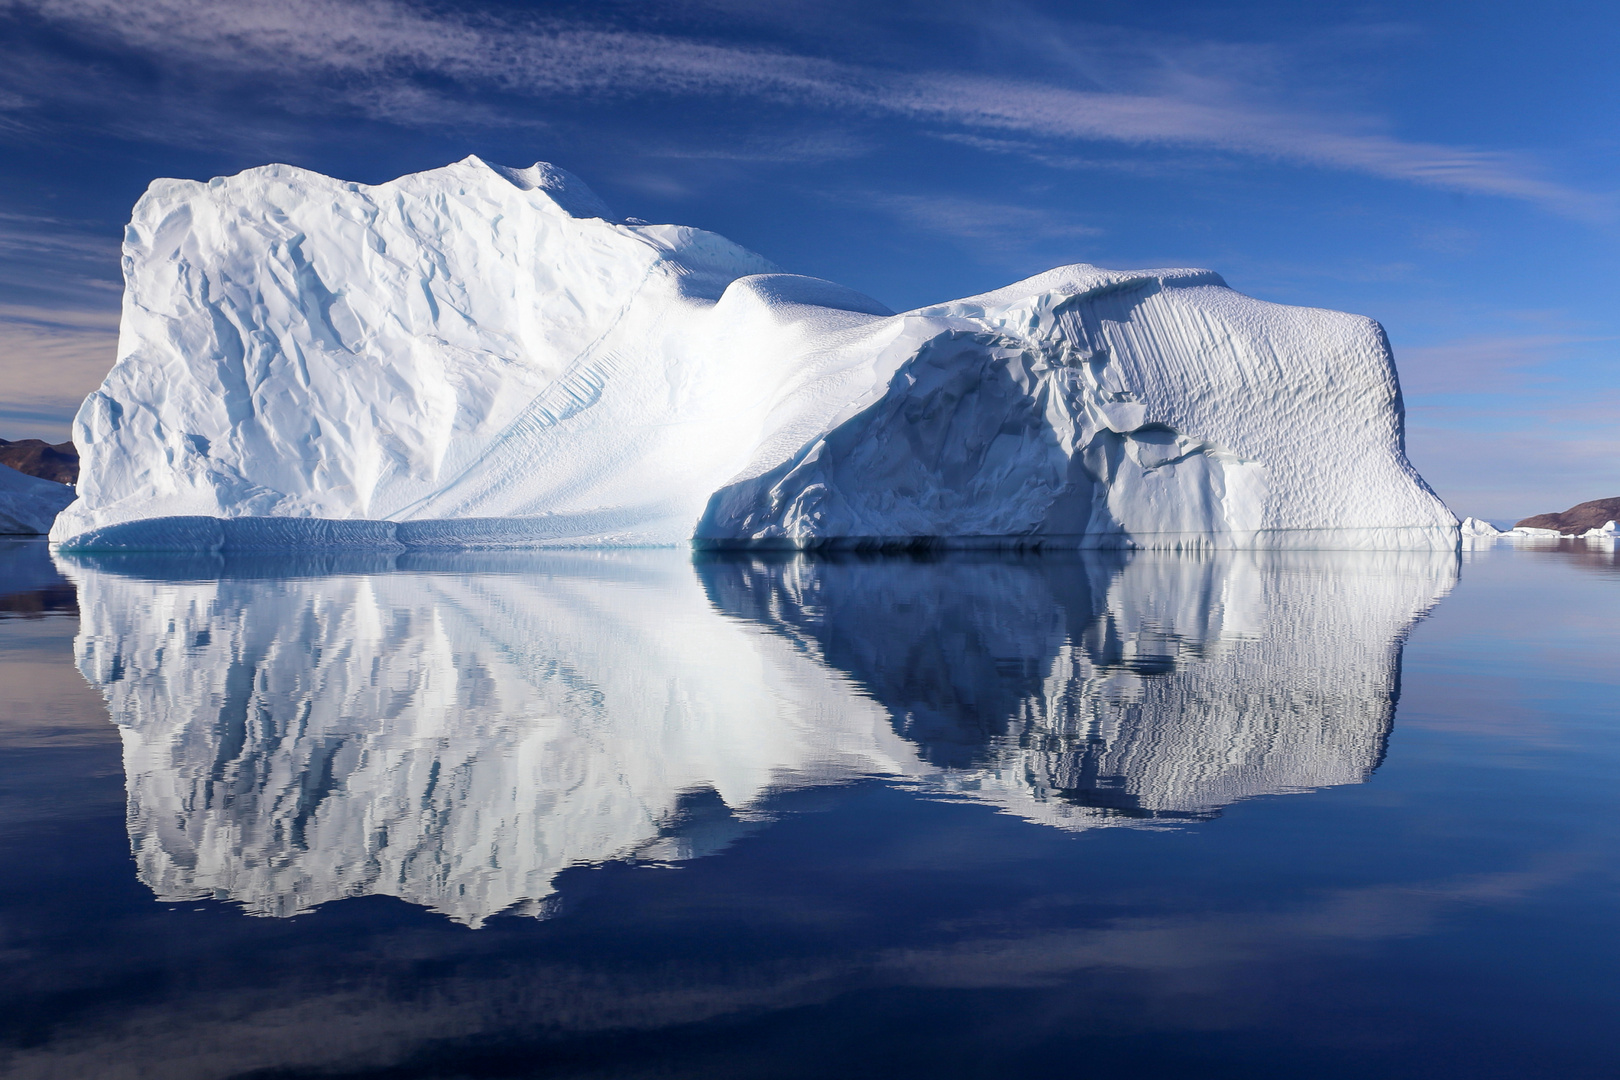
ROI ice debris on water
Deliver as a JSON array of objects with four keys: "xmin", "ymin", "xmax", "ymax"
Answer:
[{"xmin": 51, "ymin": 156, "xmax": 1459, "ymax": 551}]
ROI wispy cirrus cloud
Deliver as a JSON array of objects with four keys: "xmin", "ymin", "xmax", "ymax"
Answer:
[
  {"xmin": 840, "ymin": 190, "xmax": 1101, "ymax": 253},
  {"xmin": 1, "ymin": 0, "xmax": 1611, "ymax": 220},
  {"xmin": 0, "ymin": 303, "xmax": 119, "ymax": 439},
  {"xmin": 1397, "ymin": 332, "xmax": 1615, "ymax": 395},
  {"xmin": 0, "ymin": 211, "xmax": 122, "ymax": 315},
  {"xmin": 1405, "ymin": 419, "xmax": 1620, "ymax": 523},
  {"xmin": 1400, "ymin": 328, "xmax": 1620, "ymax": 519},
  {"xmin": 0, "ymin": 211, "xmax": 120, "ymax": 265}
]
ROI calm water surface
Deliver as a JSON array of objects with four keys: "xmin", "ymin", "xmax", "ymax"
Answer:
[{"xmin": 0, "ymin": 538, "xmax": 1615, "ymax": 1079}]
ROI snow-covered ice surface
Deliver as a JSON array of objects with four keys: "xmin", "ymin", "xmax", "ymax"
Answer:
[
  {"xmin": 52, "ymin": 157, "xmax": 1457, "ymax": 551},
  {"xmin": 59, "ymin": 548, "xmax": 1456, "ymax": 925},
  {"xmin": 0, "ymin": 463, "xmax": 75, "ymax": 534}
]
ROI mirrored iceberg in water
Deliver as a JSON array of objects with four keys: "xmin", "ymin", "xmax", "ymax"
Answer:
[
  {"xmin": 59, "ymin": 548, "xmax": 1457, "ymax": 925},
  {"xmin": 701, "ymin": 551, "xmax": 1458, "ymax": 829}
]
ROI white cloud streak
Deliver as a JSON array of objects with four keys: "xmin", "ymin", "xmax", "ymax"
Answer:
[
  {"xmin": 0, "ymin": 303, "xmax": 119, "ymax": 439},
  {"xmin": 3, "ymin": 0, "xmax": 1610, "ymax": 220},
  {"xmin": 843, "ymin": 190, "xmax": 1101, "ymax": 250},
  {"xmin": 1406, "ymin": 419, "xmax": 1620, "ymax": 523},
  {"xmin": 0, "ymin": 211, "xmax": 120, "ymax": 266},
  {"xmin": 1397, "ymin": 333, "xmax": 1614, "ymax": 395}
]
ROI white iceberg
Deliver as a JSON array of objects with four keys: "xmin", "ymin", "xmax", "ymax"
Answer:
[
  {"xmin": 1579, "ymin": 520, "xmax": 1617, "ymax": 545},
  {"xmin": 1503, "ymin": 526, "xmax": 1564, "ymax": 541},
  {"xmin": 0, "ymin": 462, "xmax": 75, "ymax": 535},
  {"xmin": 1459, "ymin": 516, "xmax": 1502, "ymax": 546},
  {"xmin": 51, "ymin": 157, "xmax": 1457, "ymax": 551}
]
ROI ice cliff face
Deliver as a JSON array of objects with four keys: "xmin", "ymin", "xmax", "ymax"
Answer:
[
  {"xmin": 62, "ymin": 548, "xmax": 1455, "ymax": 925},
  {"xmin": 52, "ymin": 156, "xmax": 1455, "ymax": 551}
]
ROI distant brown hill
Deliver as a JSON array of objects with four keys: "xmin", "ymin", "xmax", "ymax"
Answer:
[
  {"xmin": 1515, "ymin": 497, "xmax": 1620, "ymax": 534},
  {"xmin": 0, "ymin": 438, "xmax": 78, "ymax": 485}
]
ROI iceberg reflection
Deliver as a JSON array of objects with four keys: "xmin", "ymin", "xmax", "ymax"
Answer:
[
  {"xmin": 702, "ymin": 551, "xmax": 1458, "ymax": 828},
  {"xmin": 59, "ymin": 548, "xmax": 1456, "ymax": 925}
]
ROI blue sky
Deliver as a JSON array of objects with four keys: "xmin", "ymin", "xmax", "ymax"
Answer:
[{"xmin": 0, "ymin": 0, "xmax": 1614, "ymax": 522}]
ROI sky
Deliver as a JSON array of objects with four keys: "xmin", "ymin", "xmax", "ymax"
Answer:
[{"xmin": 0, "ymin": 0, "xmax": 1615, "ymax": 523}]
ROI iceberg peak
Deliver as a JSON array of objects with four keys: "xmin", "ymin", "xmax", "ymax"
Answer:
[{"xmin": 470, "ymin": 156, "xmax": 616, "ymax": 220}]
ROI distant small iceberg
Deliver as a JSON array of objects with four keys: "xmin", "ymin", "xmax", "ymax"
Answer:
[{"xmin": 0, "ymin": 462, "xmax": 75, "ymax": 535}]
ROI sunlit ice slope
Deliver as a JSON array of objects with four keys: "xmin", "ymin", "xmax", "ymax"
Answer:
[{"xmin": 51, "ymin": 157, "xmax": 1456, "ymax": 551}]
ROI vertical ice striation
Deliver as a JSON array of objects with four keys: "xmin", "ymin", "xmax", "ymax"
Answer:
[
  {"xmin": 51, "ymin": 158, "xmax": 1455, "ymax": 551},
  {"xmin": 62, "ymin": 547, "xmax": 1456, "ymax": 924}
]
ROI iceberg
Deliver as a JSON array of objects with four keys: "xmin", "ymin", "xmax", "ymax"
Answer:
[
  {"xmin": 0, "ymin": 462, "xmax": 75, "ymax": 534},
  {"xmin": 1503, "ymin": 526, "xmax": 1564, "ymax": 541},
  {"xmin": 1580, "ymin": 520, "xmax": 1617, "ymax": 544},
  {"xmin": 51, "ymin": 157, "xmax": 1457, "ymax": 551},
  {"xmin": 60, "ymin": 547, "xmax": 1456, "ymax": 925}
]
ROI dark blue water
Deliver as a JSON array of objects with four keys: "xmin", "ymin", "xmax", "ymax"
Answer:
[{"xmin": 0, "ymin": 537, "xmax": 1615, "ymax": 1079}]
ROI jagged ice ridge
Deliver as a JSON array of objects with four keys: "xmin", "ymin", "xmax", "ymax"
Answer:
[{"xmin": 51, "ymin": 157, "xmax": 1457, "ymax": 550}]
